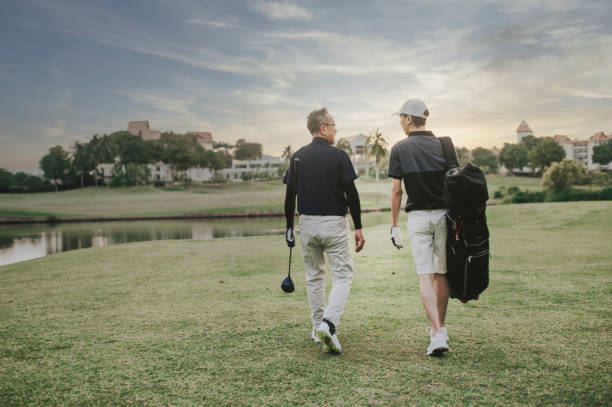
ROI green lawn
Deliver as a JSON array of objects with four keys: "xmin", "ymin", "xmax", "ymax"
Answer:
[
  {"xmin": 0, "ymin": 176, "xmax": 544, "ymax": 219},
  {"xmin": 1, "ymin": 201, "xmax": 610, "ymax": 406}
]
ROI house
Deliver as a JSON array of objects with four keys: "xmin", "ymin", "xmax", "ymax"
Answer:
[
  {"xmin": 127, "ymin": 121, "xmax": 161, "ymax": 140},
  {"xmin": 553, "ymin": 132, "xmax": 611, "ymax": 170},
  {"xmin": 187, "ymin": 131, "xmax": 214, "ymax": 150},
  {"xmin": 345, "ymin": 134, "xmax": 372, "ymax": 176},
  {"xmin": 221, "ymin": 154, "xmax": 283, "ymax": 181}
]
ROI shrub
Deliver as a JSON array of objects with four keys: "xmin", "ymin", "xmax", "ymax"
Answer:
[
  {"xmin": 546, "ymin": 188, "xmax": 609, "ymax": 202},
  {"xmin": 542, "ymin": 159, "xmax": 587, "ymax": 192},
  {"xmin": 507, "ymin": 186, "xmax": 520, "ymax": 195},
  {"xmin": 507, "ymin": 190, "xmax": 547, "ymax": 203},
  {"xmin": 584, "ymin": 170, "xmax": 612, "ymax": 187}
]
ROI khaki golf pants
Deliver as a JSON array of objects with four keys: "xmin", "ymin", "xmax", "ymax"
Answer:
[{"xmin": 299, "ymin": 215, "xmax": 354, "ymax": 329}]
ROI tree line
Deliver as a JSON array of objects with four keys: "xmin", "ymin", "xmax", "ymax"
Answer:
[{"xmin": 0, "ymin": 132, "xmax": 267, "ymax": 192}]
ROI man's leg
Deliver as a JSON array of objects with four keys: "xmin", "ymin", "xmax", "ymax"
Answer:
[
  {"xmin": 433, "ymin": 274, "xmax": 449, "ymax": 328},
  {"xmin": 432, "ymin": 211, "xmax": 449, "ymax": 330},
  {"xmin": 419, "ymin": 273, "xmax": 443, "ymax": 334},
  {"xmin": 299, "ymin": 217, "xmax": 326, "ymax": 330},
  {"xmin": 408, "ymin": 210, "xmax": 449, "ymax": 354},
  {"xmin": 322, "ymin": 217, "xmax": 353, "ymax": 328}
]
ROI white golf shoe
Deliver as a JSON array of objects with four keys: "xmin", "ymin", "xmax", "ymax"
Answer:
[
  {"xmin": 430, "ymin": 327, "xmax": 449, "ymax": 341},
  {"xmin": 316, "ymin": 319, "xmax": 341, "ymax": 354},
  {"xmin": 427, "ymin": 332, "xmax": 449, "ymax": 356},
  {"xmin": 311, "ymin": 329, "xmax": 322, "ymax": 343}
]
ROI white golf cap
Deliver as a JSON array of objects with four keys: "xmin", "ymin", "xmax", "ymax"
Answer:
[{"xmin": 392, "ymin": 99, "xmax": 429, "ymax": 118}]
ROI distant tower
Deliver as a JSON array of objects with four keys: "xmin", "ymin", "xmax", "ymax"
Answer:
[{"xmin": 516, "ymin": 120, "xmax": 533, "ymax": 143}]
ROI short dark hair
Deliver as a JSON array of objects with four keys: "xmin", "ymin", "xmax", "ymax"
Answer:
[
  {"xmin": 410, "ymin": 115, "xmax": 427, "ymax": 127},
  {"xmin": 306, "ymin": 108, "xmax": 329, "ymax": 134}
]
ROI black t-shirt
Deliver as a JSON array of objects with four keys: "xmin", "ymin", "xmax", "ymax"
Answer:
[
  {"xmin": 388, "ymin": 131, "xmax": 454, "ymax": 212},
  {"xmin": 283, "ymin": 137, "xmax": 357, "ymax": 216}
]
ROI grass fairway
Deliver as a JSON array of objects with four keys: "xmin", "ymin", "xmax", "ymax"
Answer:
[
  {"xmin": 0, "ymin": 176, "xmax": 543, "ymax": 219},
  {"xmin": 1, "ymin": 201, "xmax": 610, "ymax": 406}
]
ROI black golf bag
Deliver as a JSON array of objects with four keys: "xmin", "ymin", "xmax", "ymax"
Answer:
[{"xmin": 438, "ymin": 137, "xmax": 490, "ymax": 303}]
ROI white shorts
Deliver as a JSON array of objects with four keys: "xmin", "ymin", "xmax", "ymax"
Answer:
[{"xmin": 406, "ymin": 209, "xmax": 447, "ymax": 275}]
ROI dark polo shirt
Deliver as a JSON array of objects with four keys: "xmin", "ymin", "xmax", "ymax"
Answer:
[
  {"xmin": 283, "ymin": 137, "xmax": 357, "ymax": 216},
  {"xmin": 388, "ymin": 130, "xmax": 454, "ymax": 212}
]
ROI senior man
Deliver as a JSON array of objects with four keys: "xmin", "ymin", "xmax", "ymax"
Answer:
[{"xmin": 284, "ymin": 108, "xmax": 365, "ymax": 354}]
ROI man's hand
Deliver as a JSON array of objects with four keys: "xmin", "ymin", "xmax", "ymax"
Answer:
[
  {"xmin": 390, "ymin": 226, "xmax": 403, "ymax": 249},
  {"xmin": 285, "ymin": 228, "xmax": 295, "ymax": 248},
  {"xmin": 354, "ymin": 229, "xmax": 365, "ymax": 252}
]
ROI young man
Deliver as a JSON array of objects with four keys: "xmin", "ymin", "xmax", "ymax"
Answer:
[
  {"xmin": 388, "ymin": 99, "xmax": 455, "ymax": 356},
  {"xmin": 284, "ymin": 108, "xmax": 365, "ymax": 354}
]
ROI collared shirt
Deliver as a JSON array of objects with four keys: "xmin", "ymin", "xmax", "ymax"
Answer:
[
  {"xmin": 283, "ymin": 137, "xmax": 357, "ymax": 216},
  {"xmin": 388, "ymin": 130, "xmax": 450, "ymax": 212}
]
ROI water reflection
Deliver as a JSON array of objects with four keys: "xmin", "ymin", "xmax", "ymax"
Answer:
[{"xmin": 0, "ymin": 212, "xmax": 391, "ymax": 267}]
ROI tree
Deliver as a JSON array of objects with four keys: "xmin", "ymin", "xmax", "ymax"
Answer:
[
  {"xmin": 456, "ymin": 147, "xmax": 470, "ymax": 164},
  {"xmin": 471, "ymin": 147, "xmax": 499, "ymax": 173},
  {"xmin": 528, "ymin": 138, "xmax": 565, "ymax": 171},
  {"xmin": 0, "ymin": 168, "xmax": 14, "ymax": 192},
  {"xmin": 593, "ymin": 140, "xmax": 612, "ymax": 165},
  {"xmin": 213, "ymin": 141, "xmax": 234, "ymax": 151},
  {"xmin": 519, "ymin": 135, "xmax": 542, "ymax": 152},
  {"xmin": 72, "ymin": 141, "xmax": 95, "ymax": 188},
  {"xmin": 234, "ymin": 139, "xmax": 262, "ymax": 160},
  {"xmin": 499, "ymin": 143, "xmax": 528, "ymax": 175},
  {"xmin": 367, "ymin": 128, "xmax": 388, "ymax": 204},
  {"xmin": 200, "ymin": 149, "xmax": 228, "ymax": 181},
  {"xmin": 13, "ymin": 172, "xmax": 48, "ymax": 192},
  {"xmin": 542, "ymin": 159, "xmax": 587, "ymax": 192},
  {"xmin": 282, "ymin": 145, "xmax": 293, "ymax": 162},
  {"xmin": 336, "ymin": 138, "xmax": 352, "ymax": 154},
  {"xmin": 39, "ymin": 145, "xmax": 71, "ymax": 191},
  {"xmin": 109, "ymin": 131, "xmax": 152, "ymax": 185}
]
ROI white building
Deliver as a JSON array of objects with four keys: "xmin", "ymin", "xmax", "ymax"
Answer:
[
  {"xmin": 345, "ymin": 134, "xmax": 373, "ymax": 176},
  {"xmin": 553, "ymin": 132, "xmax": 611, "ymax": 170},
  {"xmin": 221, "ymin": 154, "xmax": 283, "ymax": 181}
]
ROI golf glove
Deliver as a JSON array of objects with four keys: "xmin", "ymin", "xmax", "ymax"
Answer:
[
  {"xmin": 390, "ymin": 226, "xmax": 403, "ymax": 249},
  {"xmin": 285, "ymin": 228, "xmax": 295, "ymax": 248}
]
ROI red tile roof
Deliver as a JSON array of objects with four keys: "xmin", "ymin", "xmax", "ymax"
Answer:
[
  {"xmin": 516, "ymin": 120, "xmax": 532, "ymax": 132},
  {"xmin": 187, "ymin": 131, "xmax": 213, "ymax": 143},
  {"xmin": 127, "ymin": 121, "xmax": 161, "ymax": 140},
  {"xmin": 589, "ymin": 131, "xmax": 610, "ymax": 142},
  {"xmin": 553, "ymin": 134, "xmax": 572, "ymax": 144}
]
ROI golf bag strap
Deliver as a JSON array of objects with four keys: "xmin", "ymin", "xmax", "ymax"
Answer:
[{"xmin": 438, "ymin": 136, "xmax": 459, "ymax": 170}]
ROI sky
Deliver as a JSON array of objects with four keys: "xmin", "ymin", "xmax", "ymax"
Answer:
[{"xmin": 1, "ymin": 0, "xmax": 611, "ymax": 171}]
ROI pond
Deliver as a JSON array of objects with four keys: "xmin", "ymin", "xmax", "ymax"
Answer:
[{"xmin": 0, "ymin": 212, "xmax": 392, "ymax": 266}]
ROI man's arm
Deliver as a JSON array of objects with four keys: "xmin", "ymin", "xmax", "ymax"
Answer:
[
  {"xmin": 343, "ymin": 180, "xmax": 365, "ymax": 252},
  {"xmin": 391, "ymin": 178, "xmax": 403, "ymax": 227},
  {"xmin": 284, "ymin": 183, "xmax": 296, "ymax": 247},
  {"xmin": 284, "ymin": 183, "xmax": 294, "ymax": 229}
]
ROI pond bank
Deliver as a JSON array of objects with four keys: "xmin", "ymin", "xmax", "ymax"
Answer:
[{"xmin": 0, "ymin": 207, "xmax": 391, "ymax": 225}]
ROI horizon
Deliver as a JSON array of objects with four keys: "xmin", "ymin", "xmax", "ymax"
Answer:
[{"xmin": 1, "ymin": 0, "xmax": 611, "ymax": 172}]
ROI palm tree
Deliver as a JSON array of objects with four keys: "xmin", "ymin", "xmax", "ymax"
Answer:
[
  {"xmin": 282, "ymin": 145, "xmax": 293, "ymax": 162},
  {"xmin": 336, "ymin": 138, "xmax": 352, "ymax": 155},
  {"xmin": 367, "ymin": 128, "xmax": 388, "ymax": 205}
]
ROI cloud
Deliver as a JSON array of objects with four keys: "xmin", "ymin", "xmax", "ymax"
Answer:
[
  {"xmin": 115, "ymin": 88, "xmax": 214, "ymax": 133},
  {"xmin": 116, "ymin": 90, "xmax": 196, "ymax": 114},
  {"xmin": 22, "ymin": 1, "xmax": 258, "ymax": 75},
  {"xmin": 185, "ymin": 17, "xmax": 242, "ymax": 29},
  {"xmin": 249, "ymin": 1, "xmax": 313, "ymax": 21},
  {"xmin": 42, "ymin": 119, "xmax": 68, "ymax": 138}
]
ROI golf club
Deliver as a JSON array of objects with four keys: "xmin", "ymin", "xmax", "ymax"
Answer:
[
  {"xmin": 281, "ymin": 247, "xmax": 295, "ymax": 293},
  {"xmin": 281, "ymin": 157, "xmax": 299, "ymax": 293}
]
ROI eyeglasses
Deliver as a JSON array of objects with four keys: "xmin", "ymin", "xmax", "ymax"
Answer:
[{"xmin": 321, "ymin": 122, "xmax": 336, "ymax": 128}]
